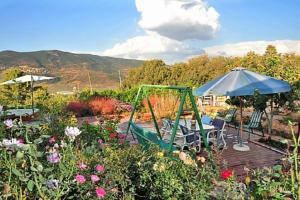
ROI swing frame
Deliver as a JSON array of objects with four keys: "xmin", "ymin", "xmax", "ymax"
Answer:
[{"xmin": 125, "ymin": 84, "xmax": 209, "ymax": 153}]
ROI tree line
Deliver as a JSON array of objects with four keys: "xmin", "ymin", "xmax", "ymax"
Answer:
[{"xmin": 123, "ymin": 45, "xmax": 300, "ymax": 89}]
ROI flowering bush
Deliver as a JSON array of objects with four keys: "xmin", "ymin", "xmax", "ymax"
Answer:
[
  {"xmin": 0, "ymin": 111, "xmax": 298, "ymax": 199},
  {"xmin": 89, "ymin": 97, "xmax": 119, "ymax": 115}
]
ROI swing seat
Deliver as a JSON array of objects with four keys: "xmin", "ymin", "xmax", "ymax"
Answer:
[{"xmin": 130, "ymin": 122, "xmax": 177, "ymax": 151}]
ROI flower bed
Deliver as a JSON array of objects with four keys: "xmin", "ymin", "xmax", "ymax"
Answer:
[{"xmin": 0, "ymin": 115, "xmax": 298, "ymax": 199}]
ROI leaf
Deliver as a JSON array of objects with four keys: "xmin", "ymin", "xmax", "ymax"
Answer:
[
  {"xmin": 12, "ymin": 168, "xmax": 22, "ymax": 177},
  {"xmin": 19, "ymin": 177, "xmax": 29, "ymax": 182},
  {"xmin": 30, "ymin": 166, "xmax": 38, "ymax": 172},
  {"xmin": 27, "ymin": 180, "xmax": 34, "ymax": 192},
  {"xmin": 272, "ymin": 165, "xmax": 282, "ymax": 172},
  {"xmin": 33, "ymin": 138, "xmax": 43, "ymax": 144}
]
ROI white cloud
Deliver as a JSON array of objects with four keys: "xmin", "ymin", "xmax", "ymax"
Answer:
[
  {"xmin": 204, "ymin": 40, "xmax": 300, "ymax": 56},
  {"xmin": 101, "ymin": 0, "xmax": 219, "ymax": 63},
  {"xmin": 136, "ymin": 0, "xmax": 220, "ymax": 41},
  {"xmin": 101, "ymin": 32, "xmax": 203, "ymax": 63}
]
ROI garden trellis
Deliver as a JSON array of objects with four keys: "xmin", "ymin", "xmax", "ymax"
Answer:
[{"xmin": 126, "ymin": 84, "xmax": 209, "ymax": 153}]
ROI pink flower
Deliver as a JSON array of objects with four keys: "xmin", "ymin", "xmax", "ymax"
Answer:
[
  {"xmin": 49, "ymin": 136, "xmax": 56, "ymax": 144},
  {"xmin": 47, "ymin": 152, "xmax": 61, "ymax": 164},
  {"xmin": 118, "ymin": 134, "xmax": 126, "ymax": 139},
  {"xmin": 78, "ymin": 162, "xmax": 88, "ymax": 170},
  {"xmin": 91, "ymin": 175, "xmax": 100, "ymax": 183},
  {"xmin": 96, "ymin": 188, "xmax": 106, "ymax": 199},
  {"xmin": 95, "ymin": 165, "xmax": 105, "ymax": 172},
  {"xmin": 98, "ymin": 139, "xmax": 104, "ymax": 144},
  {"xmin": 75, "ymin": 174, "xmax": 86, "ymax": 184},
  {"xmin": 17, "ymin": 138, "xmax": 24, "ymax": 144}
]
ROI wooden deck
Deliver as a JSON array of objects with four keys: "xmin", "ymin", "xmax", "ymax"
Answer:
[
  {"xmin": 218, "ymin": 127, "xmax": 283, "ymax": 178},
  {"xmin": 119, "ymin": 121, "xmax": 284, "ymax": 179}
]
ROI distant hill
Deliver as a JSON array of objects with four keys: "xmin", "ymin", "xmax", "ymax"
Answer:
[{"xmin": 0, "ymin": 50, "xmax": 143, "ymax": 91}]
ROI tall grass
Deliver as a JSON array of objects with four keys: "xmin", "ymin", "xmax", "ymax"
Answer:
[{"xmin": 142, "ymin": 94, "xmax": 179, "ymax": 119}]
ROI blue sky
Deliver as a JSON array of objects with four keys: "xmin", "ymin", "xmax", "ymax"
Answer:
[{"xmin": 0, "ymin": 0, "xmax": 300, "ymax": 62}]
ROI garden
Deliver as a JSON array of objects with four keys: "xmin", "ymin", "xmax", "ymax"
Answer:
[
  {"xmin": 0, "ymin": 46, "xmax": 300, "ymax": 199},
  {"xmin": 0, "ymin": 87, "xmax": 298, "ymax": 199}
]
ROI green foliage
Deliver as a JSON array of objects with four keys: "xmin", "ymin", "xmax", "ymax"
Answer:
[
  {"xmin": 0, "ymin": 68, "xmax": 27, "ymax": 107},
  {"xmin": 77, "ymin": 87, "xmax": 139, "ymax": 103}
]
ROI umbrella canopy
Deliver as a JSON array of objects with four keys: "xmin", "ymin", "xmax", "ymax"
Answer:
[
  {"xmin": 193, "ymin": 67, "xmax": 291, "ymax": 97},
  {"xmin": 193, "ymin": 67, "xmax": 291, "ymax": 152},
  {"xmin": 0, "ymin": 75, "xmax": 55, "ymax": 85}
]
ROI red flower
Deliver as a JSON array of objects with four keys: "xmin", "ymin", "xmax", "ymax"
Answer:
[
  {"xmin": 109, "ymin": 133, "xmax": 117, "ymax": 139},
  {"xmin": 220, "ymin": 169, "xmax": 233, "ymax": 180},
  {"xmin": 106, "ymin": 127, "xmax": 114, "ymax": 132}
]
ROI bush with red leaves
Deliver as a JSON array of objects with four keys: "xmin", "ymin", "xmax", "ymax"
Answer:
[
  {"xmin": 66, "ymin": 101, "xmax": 91, "ymax": 117},
  {"xmin": 89, "ymin": 97, "xmax": 119, "ymax": 115}
]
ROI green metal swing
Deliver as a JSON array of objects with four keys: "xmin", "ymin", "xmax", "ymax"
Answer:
[{"xmin": 125, "ymin": 85, "xmax": 209, "ymax": 153}]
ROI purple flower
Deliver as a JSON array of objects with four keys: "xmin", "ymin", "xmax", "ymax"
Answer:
[
  {"xmin": 47, "ymin": 152, "xmax": 61, "ymax": 164},
  {"xmin": 46, "ymin": 179, "xmax": 59, "ymax": 189},
  {"xmin": 4, "ymin": 119, "xmax": 14, "ymax": 128}
]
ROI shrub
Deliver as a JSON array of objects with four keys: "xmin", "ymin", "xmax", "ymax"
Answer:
[
  {"xmin": 142, "ymin": 94, "xmax": 179, "ymax": 119},
  {"xmin": 89, "ymin": 97, "xmax": 119, "ymax": 115},
  {"xmin": 66, "ymin": 101, "xmax": 91, "ymax": 117}
]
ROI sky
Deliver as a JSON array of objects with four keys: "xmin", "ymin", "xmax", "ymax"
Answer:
[{"xmin": 0, "ymin": 0, "xmax": 300, "ymax": 63}]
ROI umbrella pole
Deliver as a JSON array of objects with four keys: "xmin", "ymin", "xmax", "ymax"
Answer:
[
  {"xmin": 239, "ymin": 98, "xmax": 243, "ymax": 146},
  {"xmin": 233, "ymin": 97, "xmax": 250, "ymax": 151},
  {"xmin": 31, "ymin": 76, "xmax": 34, "ymax": 115}
]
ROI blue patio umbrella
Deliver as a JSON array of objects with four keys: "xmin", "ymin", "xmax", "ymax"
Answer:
[{"xmin": 193, "ymin": 67, "xmax": 291, "ymax": 151}]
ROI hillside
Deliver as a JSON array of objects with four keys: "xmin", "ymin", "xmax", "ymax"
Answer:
[{"xmin": 0, "ymin": 50, "xmax": 143, "ymax": 91}]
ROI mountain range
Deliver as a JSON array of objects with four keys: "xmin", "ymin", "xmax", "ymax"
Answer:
[{"xmin": 0, "ymin": 50, "xmax": 143, "ymax": 92}]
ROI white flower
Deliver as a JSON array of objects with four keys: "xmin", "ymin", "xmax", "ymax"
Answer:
[
  {"xmin": 53, "ymin": 143, "xmax": 59, "ymax": 148},
  {"xmin": 64, "ymin": 126, "xmax": 81, "ymax": 141},
  {"xmin": 4, "ymin": 119, "xmax": 14, "ymax": 128},
  {"xmin": 60, "ymin": 140, "xmax": 67, "ymax": 148},
  {"xmin": 1, "ymin": 138, "xmax": 24, "ymax": 150},
  {"xmin": 0, "ymin": 105, "xmax": 3, "ymax": 112}
]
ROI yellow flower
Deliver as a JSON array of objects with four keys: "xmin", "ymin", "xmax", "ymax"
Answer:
[
  {"xmin": 245, "ymin": 176, "xmax": 251, "ymax": 186},
  {"xmin": 179, "ymin": 152, "xmax": 187, "ymax": 161},
  {"xmin": 196, "ymin": 156, "xmax": 206, "ymax": 164},
  {"xmin": 157, "ymin": 151, "xmax": 164, "ymax": 158}
]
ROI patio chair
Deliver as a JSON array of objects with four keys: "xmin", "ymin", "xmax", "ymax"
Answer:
[
  {"xmin": 178, "ymin": 125, "xmax": 201, "ymax": 151},
  {"xmin": 243, "ymin": 110, "xmax": 264, "ymax": 139},
  {"xmin": 220, "ymin": 108, "xmax": 237, "ymax": 128},
  {"xmin": 160, "ymin": 118, "xmax": 173, "ymax": 136},
  {"xmin": 206, "ymin": 118, "xmax": 227, "ymax": 148}
]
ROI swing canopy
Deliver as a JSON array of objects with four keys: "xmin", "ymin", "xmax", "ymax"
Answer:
[{"xmin": 126, "ymin": 85, "xmax": 209, "ymax": 153}]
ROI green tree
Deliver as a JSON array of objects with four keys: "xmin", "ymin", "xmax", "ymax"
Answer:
[{"xmin": 0, "ymin": 68, "xmax": 27, "ymax": 107}]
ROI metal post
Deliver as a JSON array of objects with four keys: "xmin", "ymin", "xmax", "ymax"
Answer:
[
  {"xmin": 145, "ymin": 91, "xmax": 161, "ymax": 139},
  {"xmin": 31, "ymin": 75, "xmax": 34, "ymax": 115},
  {"xmin": 125, "ymin": 87, "xmax": 143, "ymax": 136},
  {"xmin": 169, "ymin": 90, "xmax": 187, "ymax": 152},
  {"xmin": 188, "ymin": 90, "xmax": 209, "ymax": 148}
]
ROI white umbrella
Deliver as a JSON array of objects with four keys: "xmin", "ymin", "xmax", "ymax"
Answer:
[
  {"xmin": 1, "ymin": 75, "xmax": 55, "ymax": 114},
  {"xmin": 0, "ymin": 75, "xmax": 55, "ymax": 85}
]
